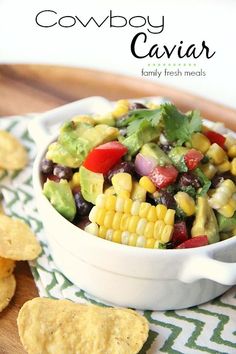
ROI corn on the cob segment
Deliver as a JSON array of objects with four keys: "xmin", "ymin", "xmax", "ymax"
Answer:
[
  {"xmin": 208, "ymin": 179, "xmax": 236, "ymax": 213},
  {"xmin": 88, "ymin": 194, "xmax": 175, "ymax": 248}
]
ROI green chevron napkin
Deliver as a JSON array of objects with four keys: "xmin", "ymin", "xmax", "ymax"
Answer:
[{"xmin": 0, "ymin": 116, "xmax": 236, "ymax": 354}]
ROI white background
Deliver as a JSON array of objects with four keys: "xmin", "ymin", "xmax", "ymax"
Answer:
[{"xmin": 0, "ymin": 0, "xmax": 236, "ymax": 109}]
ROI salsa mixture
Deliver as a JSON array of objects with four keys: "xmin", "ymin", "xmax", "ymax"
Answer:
[{"xmin": 40, "ymin": 99, "xmax": 236, "ymax": 249}]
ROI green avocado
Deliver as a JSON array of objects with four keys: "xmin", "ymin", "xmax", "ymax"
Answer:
[
  {"xmin": 93, "ymin": 113, "xmax": 115, "ymax": 127},
  {"xmin": 43, "ymin": 179, "xmax": 76, "ymax": 221},
  {"xmin": 217, "ymin": 212, "xmax": 236, "ymax": 232},
  {"xmin": 191, "ymin": 196, "xmax": 219, "ymax": 244},
  {"xmin": 168, "ymin": 146, "xmax": 189, "ymax": 172},
  {"xmin": 80, "ymin": 166, "xmax": 104, "ymax": 204},
  {"xmin": 140, "ymin": 143, "xmax": 171, "ymax": 166},
  {"xmin": 46, "ymin": 122, "xmax": 119, "ymax": 168}
]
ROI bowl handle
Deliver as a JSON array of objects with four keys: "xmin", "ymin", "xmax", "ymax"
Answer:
[
  {"xmin": 179, "ymin": 255, "xmax": 236, "ymax": 285},
  {"xmin": 28, "ymin": 96, "xmax": 112, "ymax": 148}
]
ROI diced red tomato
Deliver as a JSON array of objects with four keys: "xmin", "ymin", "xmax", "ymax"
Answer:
[
  {"xmin": 184, "ymin": 149, "xmax": 203, "ymax": 170},
  {"xmin": 204, "ymin": 130, "xmax": 226, "ymax": 149},
  {"xmin": 176, "ymin": 235, "xmax": 208, "ymax": 249},
  {"xmin": 83, "ymin": 141, "xmax": 127, "ymax": 174},
  {"xmin": 149, "ymin": 165, "xmax": 178, "ymax": 189},
  {"xmin": 171, "ymin": 222, "xmax": 188, "ymax": 246}
]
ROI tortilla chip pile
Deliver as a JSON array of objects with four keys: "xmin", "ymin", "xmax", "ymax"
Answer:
[
  {"xmin": 17, "ymin": 298, "xmax": 149, "ymax": 354},
  {"xmin": 0, "ymin": 130, "xmax": 41, "ymax": 313}
]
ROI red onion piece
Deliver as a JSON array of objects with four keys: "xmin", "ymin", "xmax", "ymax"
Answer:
[{"xmin": 135, "ymin": 153, "xmax": 157, "ymax": 176}]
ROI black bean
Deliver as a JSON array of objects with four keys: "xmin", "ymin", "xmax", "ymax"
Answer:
[
  {"xmin": 155, "ymin": 190, "xmax": 177, "ymax": 210},
  {"xmin": 74, "ymin": 192, "xmax": 93, "ymax": 216},
  {"xmin": 107, "ymin": 162, "xmax": 135, "ymax": 183},
  {"xmin": 40, "ymin": 159, "xmax": 54, "ymax": 174},
  {"xmin": 178, "ymin": 172, "xmax": 200, "ymax": 189},
  {"xmin": 130, "ymin": 102, "xmax": 147, "ymax": 110},
  {"xmin": 211, "ymin": 172, "xmax": 233, "ymax": 188},
  {"xmin": 159, "ymin": 143, "xmax": 172, "ymax": 153},
  {"xmin": 53, "ymin": 165, "xmax": 73, "ymax": 181}
]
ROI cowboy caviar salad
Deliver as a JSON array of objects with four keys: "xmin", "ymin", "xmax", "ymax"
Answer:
[{"xmin": 41, "ymin": 100, "xmax": 236, "ymax": 249}]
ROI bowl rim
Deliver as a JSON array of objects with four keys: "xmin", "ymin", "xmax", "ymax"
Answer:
[{"xmin": 34, "ymin": 136, "xmax": 236, "ymax": 257}]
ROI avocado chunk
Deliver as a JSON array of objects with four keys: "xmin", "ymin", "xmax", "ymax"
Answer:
[
  {"xmin": 43, "ymin": 179, "xmax": 76, "ymax": 221},
  {"xmin": 140, "ymin": 143, "xmax": 171, "ymax": 166},
  {"xmin": 191, "ymin": 196, "xmax": 219, "ymax": 244},
  {"xmin": 93, "ymin": 113, "xmax": 115, "ymax": 126},
  {"xmin": 168, "ymin": 147, "xmax": 189, "ymax": 172},
  {"xmin": 217, "ymin": 212, "xmax": 236, "ymax": 232},
  {"xmin": 46, "ymin": 122, "xmax": 119, "ymax": 168},
  {"xmin": 80, "ymin": 166, "xmax": 104, "ymax": 204}
]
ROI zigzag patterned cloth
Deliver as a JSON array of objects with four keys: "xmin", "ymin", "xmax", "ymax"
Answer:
[{"xmin": 0, "ymin": 116, "xmax": 236, "ymax": 354}]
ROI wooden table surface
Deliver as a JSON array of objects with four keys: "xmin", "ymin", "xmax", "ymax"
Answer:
[{"xmin": 0, "ymin": 64, "xmax": 236, "ymax": 354}]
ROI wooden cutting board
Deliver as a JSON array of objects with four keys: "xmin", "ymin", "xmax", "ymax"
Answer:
[{"xmin": 0, "ymin": 64, "xmax": 236, "ymax": 354}]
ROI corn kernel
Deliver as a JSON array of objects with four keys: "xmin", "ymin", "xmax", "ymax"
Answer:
[
  {"xmin": 146, "ymin": 238, "xmax": 156, "ymax": 248},
  {"xmin": 156, "ymin": 204, "xmax": 167, "ymax": 220},
  {"xmin": 128, "ymin": 215, "xmax": 139, "ymax": 233},
  {"xmin": 217, "ymin": 160, "xmax": 231, "ymax": 173},
  {"xmin": 96, "ymin": 208, "xmax": 106, "ymax": 225},
  {"xmin": 106, "ymin": 229, "xmax": 114, "ymax": 241},
  {"xmin": 112, "ymin": 212, "xmax": 123, "ymax": 229},
  {"xmin": 124, "ymin": 198, "xmax": 132, "ymax": 213},
  {"xmin": 119, "ymin": 190, "xmax": 130, "ymax": 199},
  {"xmin": 112, "ymin": 172, "xmax": 132, "ymax": 194},
  {"xmin": 131, "ymin": 200, "xmax": 141, "ymax": 216},
  {"xmin": 191, "ymin": 132, "xmax": 211, "ymax": 153},
  {"xmin": 136, "ymin": 218, "xmax": 147, "ymax": 235},
  {"xmin": 131, "ymin": 182, "xmax": 146, "ymax": 202},
  {"xmin": 223, "ymin": 179, "xmax": 236, "ymax": 193},
  {"xmin": 231, "ymin": 158, "xmax": 236, "ymax": 176},
  {"xmin": 104, "ymin": 186, "xmax": 115, "ymax": 196},
  {"xmin": 207, "ymin": 143, "xmax": 227, "ymax": 165},
  {"xmin": 154, "ymin": 240, "xmax": 162, "ymax": 249},
  {"xmin": 139, "ymin": 176, "xmax": 156, "ymax": 193},
  {"xmin": 164, "ymin": 209, "xmax": 175, "ymax": 226},
  {"xmin": 229, "ymin": 197, "xmax": 236, "ymax": 209},
  {"xmin": 89, "ymin": 206, "xmax": 97, "ymax": 223},
  {"xmin": 113, "ymin": 230, "xmax": 122, "ymax": 243},
  {"xmin": 228, "ymin": 145, "xmax": 236, "ymax": 158},
  {"xmin": 225, "ymin": 136, "xmax": 236, "ymax": 150},
  {"xmin": 84, "ymin": 223, "xmax": 98, "ymax": 236},
  {"xmin": 96, "ymin": 194, "xmax": 106, "ymax": 208},
  {"xmin": 70, "ymin": 172, "xmax": 80, "ymax": 189},
  {"xmin": 136, "ymin": 236, "xmax": 146, "ymax": 247},
  {"xmin": 147, "ymin": 205, "xmax": 157, "ymax": 222},
  {"xmin": 200, "ymin": 163, "xmax": 217, "ymax": 179},
  {"xmin": 218, "ymin": 204, "xmax": 235, "ymax": 218},
  {"xmin": 120, "ymin": 213, "xmax": 130, "ymax": 231},
  {"xmin": 115, "ymin": 196, "xmax": 125, "ymax": 212},
  {"xmin": 139, "ymin": 202, "xmax": 150, "ymax": 218},
  {"xmin": 98, "ymin": 226, "xmax": 107, "ymax": 238},
  {"xmin": 144, "ymin": 222, "xmax": 155, "ymax": 238},
  {"xmin": 112, "ymin": 99, "xmax": 129, "ymax": 119},
  {"xmin": 128, "ymin": 233, "xmax": 138, "ymax": 246},
  {"xmin": 174, "ymin": 192, "xmax": 195, "ymax": 216},
  {"xmin": 121, "ymin": 231, "xmax": 130, "ymax": 245},
  {"xmin": 105, "ymin": 195, "xmax": 116, "ymax": 211},
  {"xmin": 161, "ymin": 225, "xmax": 174, "ymax": 243},
  {"xmin": 154, "ymin": 220, "xmax": 165, "ymax": 240},
  {"xmin": 103, "ymin": 211, "xmax": 115, "ymax": 228}
]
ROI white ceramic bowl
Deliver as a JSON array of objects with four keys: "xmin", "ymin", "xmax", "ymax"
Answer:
[{"xmin": 30, "ymin": 96, "xmax": 236, "ymax": 310}]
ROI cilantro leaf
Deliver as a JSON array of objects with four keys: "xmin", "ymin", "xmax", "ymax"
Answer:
[
  {"xmin": 180, "ymin": 185, "xmax": 196, "ymax": 198},
  {"xmin": 162, "ymin": 103, "xmax": 202, "ymax": 145},
  {"xmin": 194, "ymin": 168, "xmax": 211, "ymax": 196},
  {"xmin": 116, "ymin": 109, "xmax": 161, "ymax": 132}
]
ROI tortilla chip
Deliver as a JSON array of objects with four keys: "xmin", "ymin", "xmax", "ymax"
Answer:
[
  {"xmin": 0, "ymin": 275, "xmax": 16, "ymax": 312},
  {"xmin": 0, "ymin": 215, "xmax": 41, "ymax": 260},
  {"xmin": 17, "ymin": 298, "xmax": 149, "ymax": 354},
  {"xmin": 0, "ymin": 130, "xmax": 27, "ymax": 170},
  {"xmin": 0, "ymin": 256, "xmax": 15, "ymax": 278}
]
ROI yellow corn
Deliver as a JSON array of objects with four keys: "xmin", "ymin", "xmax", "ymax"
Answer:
[
  {"xmin": 231, "ymin": 158, "xmax": 236, "ymax": 176},
  {"xmin": 200, "ymin": 163, "xmax": 217, "ymax": 179},
  {"xmin": 89, "ymin": 194, "xmax": 176, "ymax": 248},
  {"xmin": 131, "ymin": 182, "xmax": 146, "ymax": 202},
  {"xmin": 112, "ymin": 99, "xmax": 129, "ymax": 119},
  {"xmin": 156, "ymin": 204, "xmax": 167, "ymax": 220},
  {"xmin": 225, "ymin": 136, "xmax": 236, "ymax": 150},
  {"xmin": 119, "ymin": 190, "xmax": 130, "ymax": 199},
  {"xmin": 72, "ymin": 115, "xmax": 95, "ymax": 125},
  {"xmin": 228, "ymin": 145, "xmax": 236, "ymax": 158},
  {"xmin": 70, "ymin": 172, "xmax": 80, "ymax": 189},
  {"xmin": 208, "ymin": 179, "xmax": 236, "ymax": 209},
  {"xmin": 139, "ymin": 176, "xmax": 156, "ymax": 193},
  {"xmin": 217, "ymin": 160, "xmax": 231, "ymax": 173},
  {"xmin": 191, "ymin": 133, "xmax": 211, "ymax": 153},
  {"xmin": 174, "ymin": 192, "xmax": 195, "ymax": 216},
  {"xmin": 218, "ymin": 204, "xmax": 235, "ymax": 218},
  {"xmin": 207, "ymin": 143, "xmax": 227, "ymax": 165},
  {"xmin": 112, "ymin": 172, "xmax": 132, "ymax": 195},
  {"xmin": 104, "ymin": 186, "xmax": 116, "ymax": 196}
]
